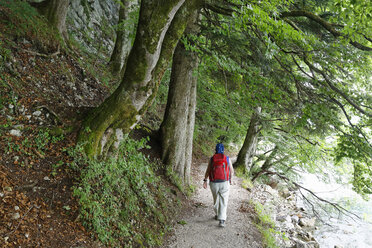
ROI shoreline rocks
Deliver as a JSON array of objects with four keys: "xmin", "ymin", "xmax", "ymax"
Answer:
[{"xmin": 250, "ymin": 183, "xmax": 320, "ymax": 248}]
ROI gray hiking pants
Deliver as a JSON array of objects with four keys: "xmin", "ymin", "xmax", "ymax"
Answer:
[{"xmin": 210, "ymin": 181, "xmax": 230, "ymax": 221}]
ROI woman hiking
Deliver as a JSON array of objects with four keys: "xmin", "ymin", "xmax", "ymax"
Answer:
[{"xmin": 203, "ymin": 143, "xmax": 234, "ymax": 227}]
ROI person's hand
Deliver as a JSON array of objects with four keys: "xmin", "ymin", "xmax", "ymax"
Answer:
[{"xmin": 203, "ymin": 181, "xmax": 208, "ymax": 189}]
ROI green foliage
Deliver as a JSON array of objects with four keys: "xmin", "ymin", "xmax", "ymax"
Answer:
[
  {"xmin": 3, "ymin": 127, "xmax": 65, "ymax": 161},
  {"xmin": 241, "ymin": 178, "xmax": 254, "ymax": 191},
  {"xmin": 0, "ymin": 75, "xmax": 14, "ymax": 112},
  {"xmin": 34, "ymin": 128, "xmax": 64, "ymax": 155},
  {"xmin": 252, "ymin": 201, "xmax": 287, "ymax": 248},
  {"xmin": 195, "ymin": 66, "xmax": 251, "ymax": 154},
  {"xmin": 195, "ymin": 0, "xmax": 371, "ymax": 196},
  {"xmin": 165, "ymin": 166, "xmax": 195, "ymax": 196},
  {"xmin": 334, "ymin": 127, "xmax": 372, "ymax": 195},
  {"xmin": 73, "ymin": 136, "xmax": 173, "ymax": 247},
  {"xmin": 0, "ymin": 0, "xmax": 59, "ymax": 47},
  {"xmin": 0, "ymin": 39, "xmax": 12, "ymax": 63},
  {"xmin": 331, "ymin": 0, "xmax": 372, "ymax": 44},
  {"xmin": 115, "ymin": 0, "xmax": 139, "ymax": 42}
]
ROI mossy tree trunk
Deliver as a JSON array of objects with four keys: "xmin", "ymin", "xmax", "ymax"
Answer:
[
  {"xmin": 109, "ymin": 0, "xmax": 139, "ymax": 78},
  {"xmin": 159, "ymin": 14, "xmax": 199, "ymax": 184},
  {"xmin": 234, "ymin": 107, "xmax": 261, "ymax": 173},
  {"xmin": 78, "ymin": 0, "xmax": 202, "ymax": 158},
  {"xmin": 31, "ymin": 0, "xmax": 69, "ymax": 39}
]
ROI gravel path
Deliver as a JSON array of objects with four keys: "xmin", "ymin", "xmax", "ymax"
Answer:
[{"xmin": 166, "ymin": 163, "xmax": 263, "ymax": 248}]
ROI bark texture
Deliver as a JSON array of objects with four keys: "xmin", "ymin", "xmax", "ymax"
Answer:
[
  {"xmin": 109, "ymin": 0, "xmax": 138, "ymax": 77},
  {"xmin": 78, "ymin": 0, "xmax": 202, "ymax": 158},
  {"xmin": 234, "ymin": 107, "xmax": 261, "ymax": 173},
  {"xmin": 160, "ymin": 21, "xmax": 199, "ymax": 184},
  {"xmin": 32, "ymin": 0, "xmax": 69, "ymax": 39}
]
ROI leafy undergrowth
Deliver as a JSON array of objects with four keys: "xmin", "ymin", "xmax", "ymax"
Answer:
[
  {"xmin": 73, "ymin": 137, "xmax": 180, "ymax": 247},
  {"xmin": 0, "ymin": 1, "xmax": 184, "ymax": 247}
]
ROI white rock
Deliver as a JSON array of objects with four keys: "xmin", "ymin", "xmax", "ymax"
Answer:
[
  {"xmin": 12, "ymin": 212, "xmax": 21, "ymax": 219},
  {"xmin": 33, "ymin": 110, "xmax": 42, "ymax": 117},
  {"xmin": 299, "ymin": 217, "xmax": 316, "ymax": 227},
  {"xmin": 14, "ymin": 206, "xmax": 20, "ymax": 211},
  {"xmin": 293, "ymin": 238, "xmax": 307, "ymax": 248},
  {"xmin": 282, "ymin": 221, "xmax": 295, "ymax": 230},
  {"xmin": 263, "ymin": 185, "xmax": 278, "ymax": 195},
  {"xmin": 285, "ymin": 215, "xmax": 292, "ymax": 223},
  {"xmin": 292, "ymin": 215, "xmax": 300, "ymax": 223},
  {"xmin": 10, "ymin": 129, "xmax": 22, "ymax": 137},
  {"xmin": 43, "ymin": 176, "xmax": 50, "ymax": 181},
  {"xmin": 279, "ymin": 187, "xmax": 291, "ymax": 198}
]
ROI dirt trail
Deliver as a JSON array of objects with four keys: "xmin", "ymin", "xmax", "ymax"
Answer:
[{"xmin": 166, "ymin": 162, "xmax": 263, "ymax": 248}]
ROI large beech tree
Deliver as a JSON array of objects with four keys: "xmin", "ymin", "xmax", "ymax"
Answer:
[
  {"xmin": 160, "ymin": 14, "xmax": 199, "ymax": 185},
  {"xmin": 78, "ymin": 0, "xmax": 202, "ymax": 158}
]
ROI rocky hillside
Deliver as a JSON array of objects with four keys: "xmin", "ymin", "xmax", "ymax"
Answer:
[
  {"xmin": 0, "ymin": 1, "xmax": 182, "ymax": 247},
  {"xmin": 0, "ymin": 2, "xmax": 111, "ymax": 247}
]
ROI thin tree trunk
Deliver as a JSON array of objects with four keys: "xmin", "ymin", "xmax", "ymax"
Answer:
[
  {"xmin": 31, "ymin": 0, "xmax": 69, "ymax": 39},
  {"xmin": 78, "ymin": 0, "xmax": 202, "ymax": 158},
  {"xmin": 184, "ymin": 74, "xmax": 197, "ymax": 184},
  {"xmin": 234, "ymin": 107, "xmax": 261, "ymax": 173},
  {"xmin": 109, "ymin": 0, "xmax": 138, "ymax": 77},
  {"xmin": 160, "ymin": 13, "xmax": 199, "ymax": 184}
]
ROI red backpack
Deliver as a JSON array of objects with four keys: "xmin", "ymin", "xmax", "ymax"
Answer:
[{"xmin": 209, "ymin": 154, "xmax": 229, "ymax": 182}]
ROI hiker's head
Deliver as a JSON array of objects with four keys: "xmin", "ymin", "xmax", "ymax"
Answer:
[{"xmin": 215, "ymin": 143, "xmax": 224, "ymax": 154}]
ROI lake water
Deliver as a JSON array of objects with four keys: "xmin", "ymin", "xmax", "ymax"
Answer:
[{"xmin": 300, "ymin": 174, "xmax": 372, "ymax": 248}]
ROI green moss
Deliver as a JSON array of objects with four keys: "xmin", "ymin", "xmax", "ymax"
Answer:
[
  {"xmin": 235, "ymin": 165, "xmax": 248, "ymax": 177},
  {"xmin": 0, "ymin": 0, "xmax": 60, "ymax": 48},
  {"xmin": 79, "ymin": 93, "xmax": 139, "ymax": 158}
]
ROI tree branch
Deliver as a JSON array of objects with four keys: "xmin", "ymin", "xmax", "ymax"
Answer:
[
  {"xmin": 330, "ymin": 97, "xmax": 372, "ymax": 149},
  {"xmin": 204, "ymin": 2, "xmax": 234, "ymax": 16},
  {"xmin": 274, "ymin": 127, "xmax": 319, "ymax": 146},
  {"xmin": 303, "ymin": 58, "xmax": 372, "ymax": 117},
  {"xmin": 280, "ymin": 10, "xmax": 372, "ymax": 51},
  {"xmin": 264, "ymin": 171, "xmax": 361, "ymax": 221}
]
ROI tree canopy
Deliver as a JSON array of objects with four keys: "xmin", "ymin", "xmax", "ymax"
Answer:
[
  {"xmin": 37, "ymin": 0, "xmax": 369, "ymax": 193},
  {"xmin": 187, "ymin": 0, "xmax": 371, "ymax": 194}
]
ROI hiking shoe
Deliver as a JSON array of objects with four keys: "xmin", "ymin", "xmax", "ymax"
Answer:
[{"xmin": 219, "ymin": 220, "xmax": 225, "ymax": 227}]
